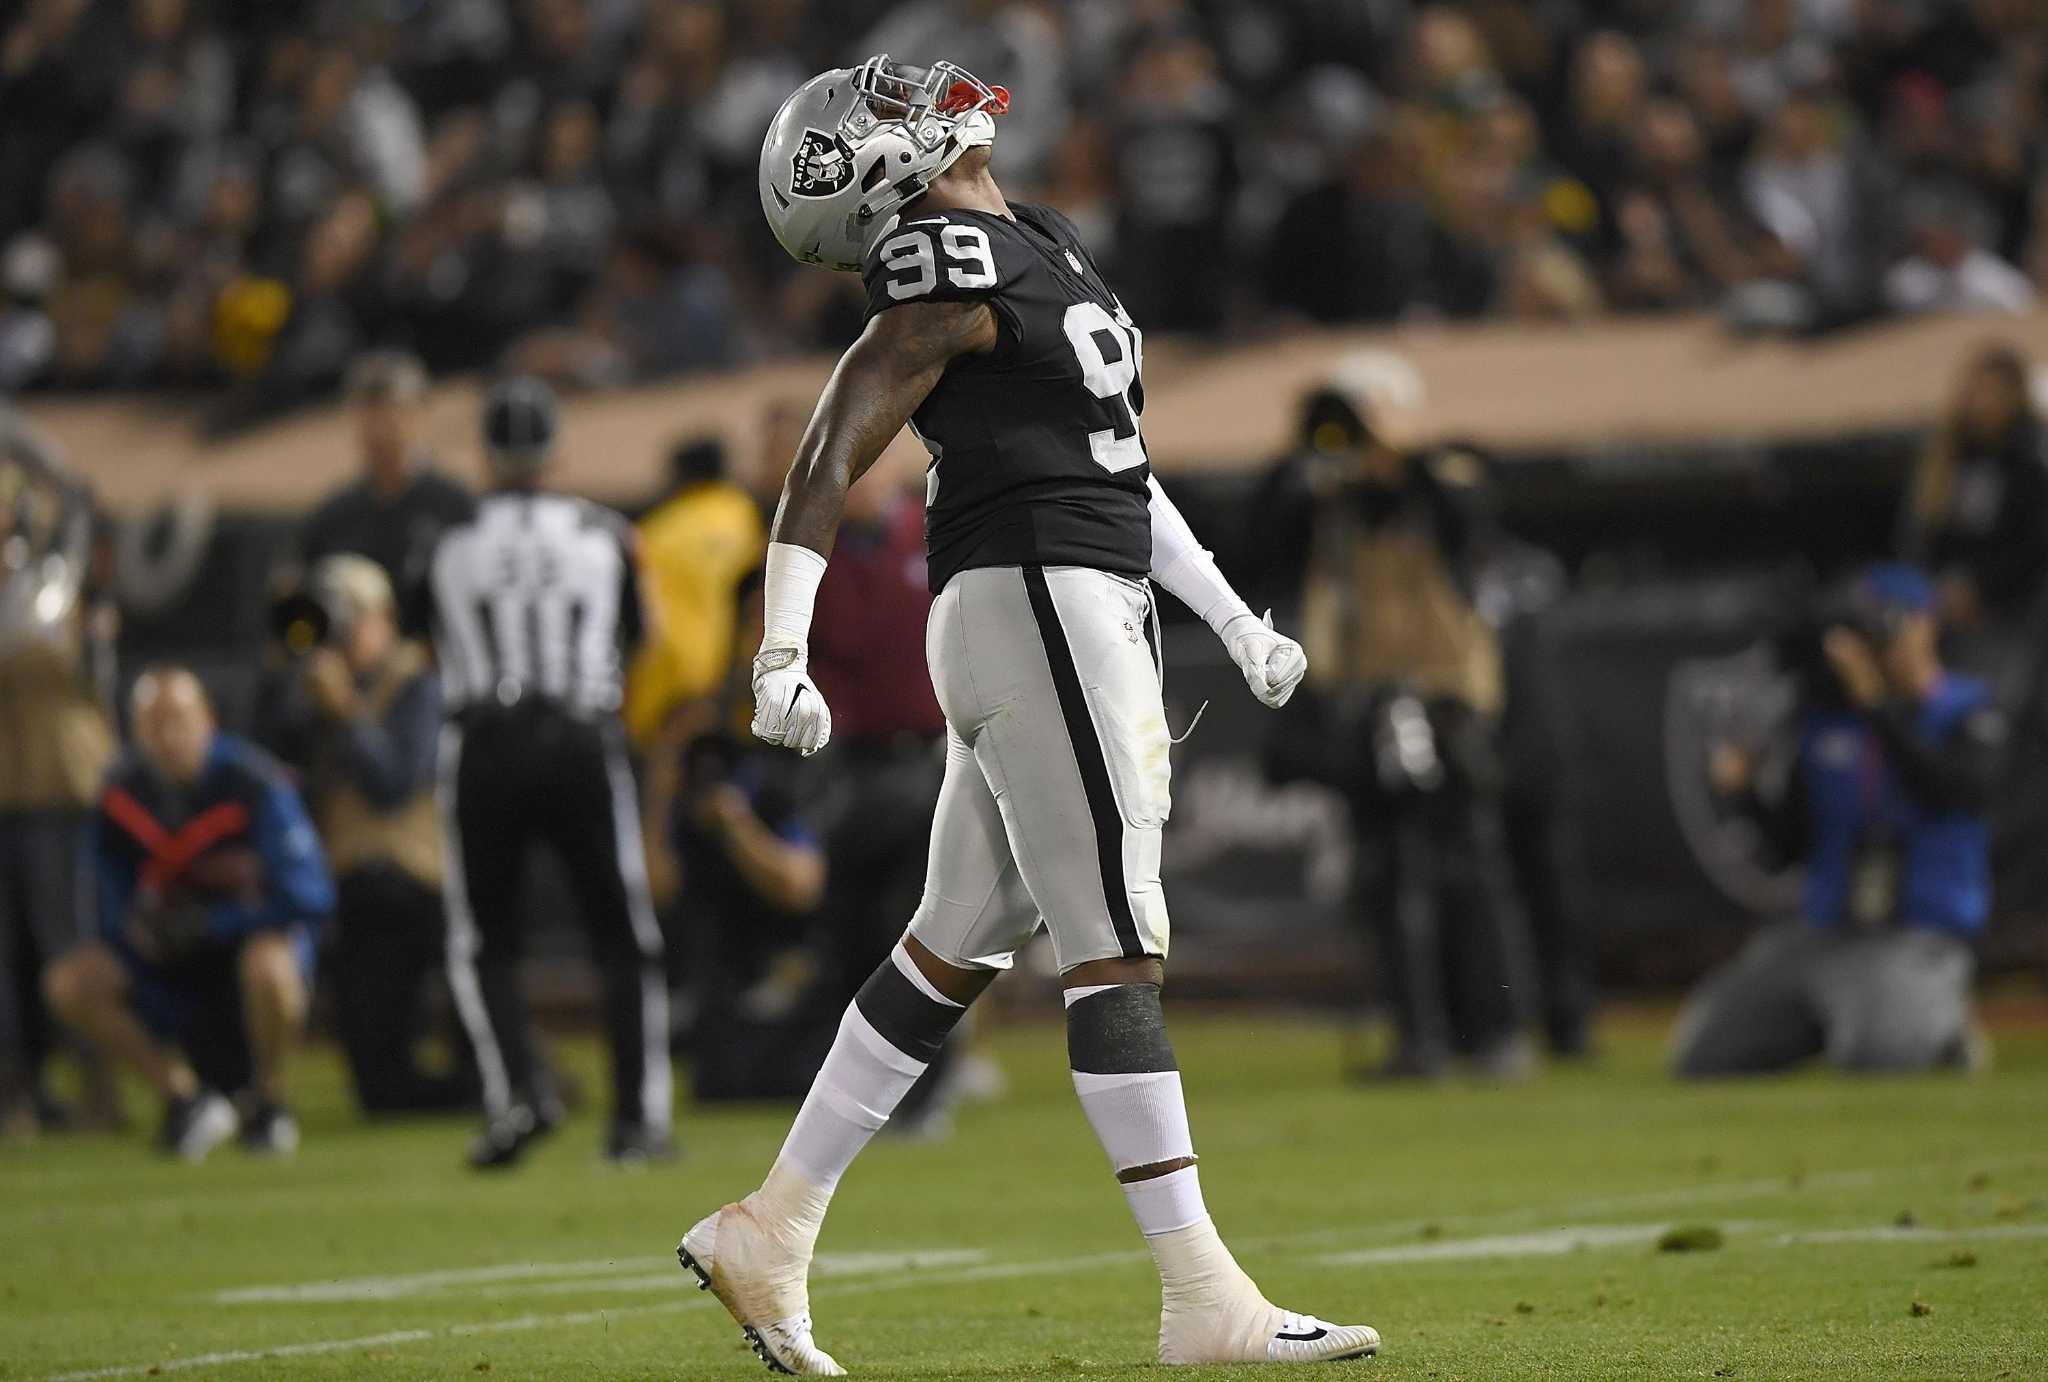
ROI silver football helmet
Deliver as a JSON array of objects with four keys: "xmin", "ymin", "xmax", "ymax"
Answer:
[{"xmin": 759, "ymin": 55, "xmax": 1009, "ymax": 272}]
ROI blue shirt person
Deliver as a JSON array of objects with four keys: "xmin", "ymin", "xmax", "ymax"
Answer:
[
  {"xmin": 43, "ymin": 667, "xmax": 334, "ymax": 1160},
  {"xmin": 1673, "ymin": 565, "xmax": 2000, "ymax": 1076}
]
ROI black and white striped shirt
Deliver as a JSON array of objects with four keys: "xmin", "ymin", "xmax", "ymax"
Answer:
[{"xmin": 422, "ymin": 490, "xmax": 644, "ymax": 718}]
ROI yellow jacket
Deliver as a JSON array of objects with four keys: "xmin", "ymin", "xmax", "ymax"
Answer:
[{"xmin": 624, "ymin": 482, "xmax": 766, "ymax": 745}]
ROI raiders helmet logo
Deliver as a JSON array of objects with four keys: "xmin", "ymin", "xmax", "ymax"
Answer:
[{"xmin": 789, "ymin": 128, "xmax": 856, "ymax": 199}]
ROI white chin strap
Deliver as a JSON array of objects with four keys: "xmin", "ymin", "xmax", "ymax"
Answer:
[{"xmin": 950, "ymin": 109, "xmax": 997, "ymax": 152}]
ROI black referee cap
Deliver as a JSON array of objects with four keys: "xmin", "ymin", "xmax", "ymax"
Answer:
[{"xmin": 482, "ymin": 375, "xmax": 559, "ymax": 475}]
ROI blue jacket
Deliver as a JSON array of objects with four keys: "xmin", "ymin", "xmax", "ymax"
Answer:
[
  {"xmin": 1799, "ymin": 676, "xmax": 1993, "ymax": 936},
  {"xmin": 96, "ymin": 733, "xmax": 337, "ymax": 946}
]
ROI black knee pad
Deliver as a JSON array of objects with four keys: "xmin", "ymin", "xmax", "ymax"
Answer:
[
  {"xmin": 1065, "ymin": 984, "xmax": 1178, "ymax": 1075},
  {"xmin": 853, "ymin": 956, "xmax": 966, "ymax": 1064}
]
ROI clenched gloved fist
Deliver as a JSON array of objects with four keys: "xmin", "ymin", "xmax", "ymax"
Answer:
[
  {"xmin": 751, "ymin": 644, "xmax": 832, "ymax": 756},
  {"xmin": 1221, "ymin": 610, "xmax": 1309, "ymax": 710}
]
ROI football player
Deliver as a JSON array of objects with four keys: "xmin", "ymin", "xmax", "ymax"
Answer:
[{"xmin": 677, "ymin": 56, "xmax": 1380, "ymax": 1373}]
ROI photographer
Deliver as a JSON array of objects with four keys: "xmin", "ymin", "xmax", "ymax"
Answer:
[
  {"xmin": 676, "ymin": 722, "xmax": 830, "ymax": 1096},
  {"xmin": 1673, "ymin": 565, "xmax": 1998, "ymax": 1076},
  {"xmin": 43, "ymin": 668, "xmax": 334, "ymax": 1160},
  {"xmin": 266, "ymin": 555, "xmax": 472, "ymax": 1115},
  {"xmin": 673, "ymin": 585, "xmax": 830, "ymax": 1102},
  {"xmin": 1258, "ymin": 362, "xmax": 1537, "ymax": 1079}
]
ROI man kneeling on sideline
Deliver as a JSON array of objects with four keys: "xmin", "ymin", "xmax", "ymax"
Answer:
[{"xmin": 45, "ymin": 667, "xmax": 335, "ymax": 1159}]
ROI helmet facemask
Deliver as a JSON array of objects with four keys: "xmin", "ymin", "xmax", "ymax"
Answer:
[{"xmin": 842, "ymin": 56, "xmax": 1010, "ymax": 226}]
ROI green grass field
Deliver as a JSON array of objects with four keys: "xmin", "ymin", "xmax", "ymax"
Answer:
[{"xmin": 3, "ymin": 1009, "xmax": 2045, "ymax": 1381}]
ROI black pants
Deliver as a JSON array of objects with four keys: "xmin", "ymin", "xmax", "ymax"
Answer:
[
  {"xmin": 1504, "ymin": 789, "xmax": 1595, "ymax": 1055},
  {"xmin": 329, "ymin": 865, "xmax": 477, "ymax": 1115},
  {"xmin": 0, "ymin": 811, "xmax": 88, "ymax": 1087},
  {"xmin": 439, "ymin": 705, "xmax": 671, "ymax": 1130},
  {"xmin": 1348, "ymin": 706, "xmax": 1535, "ymax": 1061}
]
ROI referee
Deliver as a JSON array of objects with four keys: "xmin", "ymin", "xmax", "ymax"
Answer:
[{"xmin": 421, "ymin": 377, "xmax": 672, "ymax": 1168}]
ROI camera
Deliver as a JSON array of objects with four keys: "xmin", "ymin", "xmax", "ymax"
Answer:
[
  {"xmin": 269, "ymin": 585, "xmax": 342, "ymax": 657},
  {"xmin": 680, "ymin": 729, "xmax": 741, "ymax": 807},
  {"xmin": 1773, "ymin": 581, "xmax": 1908, "ymax": 711}
]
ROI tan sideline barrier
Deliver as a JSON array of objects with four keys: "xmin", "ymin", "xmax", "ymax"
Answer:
[{"xmin": 23, "ymin": 310, "xmax": 2048, "ymax": 513}]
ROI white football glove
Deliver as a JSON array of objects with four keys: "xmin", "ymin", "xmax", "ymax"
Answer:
[
  {"xmin": 1221, "ymin": 610, "xmax": 1309, "ymax": 710},
  {"xmin": 750, "ymin": 644, "xmax": 832, "ymax": 756}
]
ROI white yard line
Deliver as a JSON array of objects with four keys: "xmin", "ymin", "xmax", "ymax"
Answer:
[
  {"xmin": 1317, "ymin": 1223, "xmax": 1679, "ymax": 1266},
  {"xmin": 212, "ymin": 1258, "xmax": 673, "ymax": 1304},
  {"xmin": 37, "ymin": 1307, "xmax": 706, "ymax": 1382},
  {"xmin": 208, "ymin": 1249, "xmax": 990, "ymax": 1305},
  {"xmin": 1776, "ymin": 1224, "xmax": 2048, "ymax": 1246},
  {"xmin": 45, "ymin": 1255, "xmax": 1077, "ymax": 1382}
]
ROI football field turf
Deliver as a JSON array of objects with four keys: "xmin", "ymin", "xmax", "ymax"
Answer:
[{"xmin": 4, "ymin": 1008, "xmax": 2044, "ymax": 1381}]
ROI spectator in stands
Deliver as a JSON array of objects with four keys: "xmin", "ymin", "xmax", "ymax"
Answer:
[
  {"xmin": 1107, "ymin": 29, "xmax": 1237, "ymax": 333},
  {"xmin": 1607, "ymin": 97, "xmax": 1795, "ymax": 312},
  {"xmin": 0, "ymin": 420, "xmax": 115, "ymax": 1135},
  {"xmin": 0, "ymin": 2, "xmax": 109, "ymax": 245},
  {"xmin": 264, "ymin": 556, "xmax": 471, "ymax": 1116},
  {"xmin": 1884, "ymin": 190, "xmax": 2037, "ymax": 316},
  {"xmin": 1742, "ymin": 88, "xmax": 1886, "ymax": 319},
  {"xmin": 1555, "ymin": 30, "xmax": 1651, "ymax": 233},
  {"xmin": 1674, "ymin": 565, "xmax": 1996, "ymax": 1075},
  {"xmin": 298, "ymin": 351, "xmax": 474, "ymax": 589},
  {"xmin": 1258, "ymin": 360, "xmax": 1537, "ymax": 1080},
  {"xmin": 1264, "ymin": 125, "xmax": 1446, "ymax": 324},
  {"xmin": 44, "ymin": 667, "xmax": 335, "ymax": 1159},
  {"xmin": 506, "ymin": 230, "xmax": 739, "ymax": 388}
]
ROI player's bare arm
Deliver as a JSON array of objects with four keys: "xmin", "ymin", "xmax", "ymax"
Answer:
[
  {"xmin": 748, "ymin": 298, "xmax": 996, "ymax": 761},
  {"xmin": 770, "ymin": 297, "xmax": 996, "ymax": 557}
]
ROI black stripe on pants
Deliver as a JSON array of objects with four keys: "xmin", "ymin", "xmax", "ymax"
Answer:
[{"xmin": 1020, "ymin": 565, "xmax": 1145, "ymax": 960}]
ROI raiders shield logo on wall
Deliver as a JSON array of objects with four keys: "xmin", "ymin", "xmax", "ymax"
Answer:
[{"xmin": 789, "ymin": 129, "xmax": 856, "ymax": 199}]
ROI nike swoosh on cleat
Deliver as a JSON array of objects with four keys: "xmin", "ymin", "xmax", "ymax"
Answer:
[{"xmin": 1276, "ymin": 1328, "xmax": 1330, "ymax": 1342}]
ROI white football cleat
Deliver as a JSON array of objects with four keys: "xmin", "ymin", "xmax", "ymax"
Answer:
[
  {"xmin": 678, "ymin": 1202, "xmax": 845, "ymax": 1376},
  {"xmin": 1264, "ymin": 1311, "xmax": 1381, "ymax": 1364},
  {"xmin": 1161, "ymin": 1298, "xmax": 1380, "ymax": 1365}
]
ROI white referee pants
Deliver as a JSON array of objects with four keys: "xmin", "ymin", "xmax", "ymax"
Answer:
[{"xmin": 908, "ymin": 564, "xmax": 1173, "ymax": 973}]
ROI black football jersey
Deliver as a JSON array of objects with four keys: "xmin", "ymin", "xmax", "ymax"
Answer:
[{"xmin": 861, "ymin": 202, "xmax": 1151, "ymax": 593}]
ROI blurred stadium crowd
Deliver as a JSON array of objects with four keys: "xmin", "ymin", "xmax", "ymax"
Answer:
[{"xmin": 4, "ymin": 0, "xmax": 2047, "ymax": 411}]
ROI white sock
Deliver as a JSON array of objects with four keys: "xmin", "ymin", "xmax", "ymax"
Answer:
[
  {"xmin": 1123, "ymin": 1164, "xmax": 1210, "ymax": 1237},
  {"xmin": 771, "ymin": 1003, "xmax": 928, "ymax": 1202},
  {"xmin": 761, "ymin": 944, "xmax": 965, "ymax": 1226}
]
